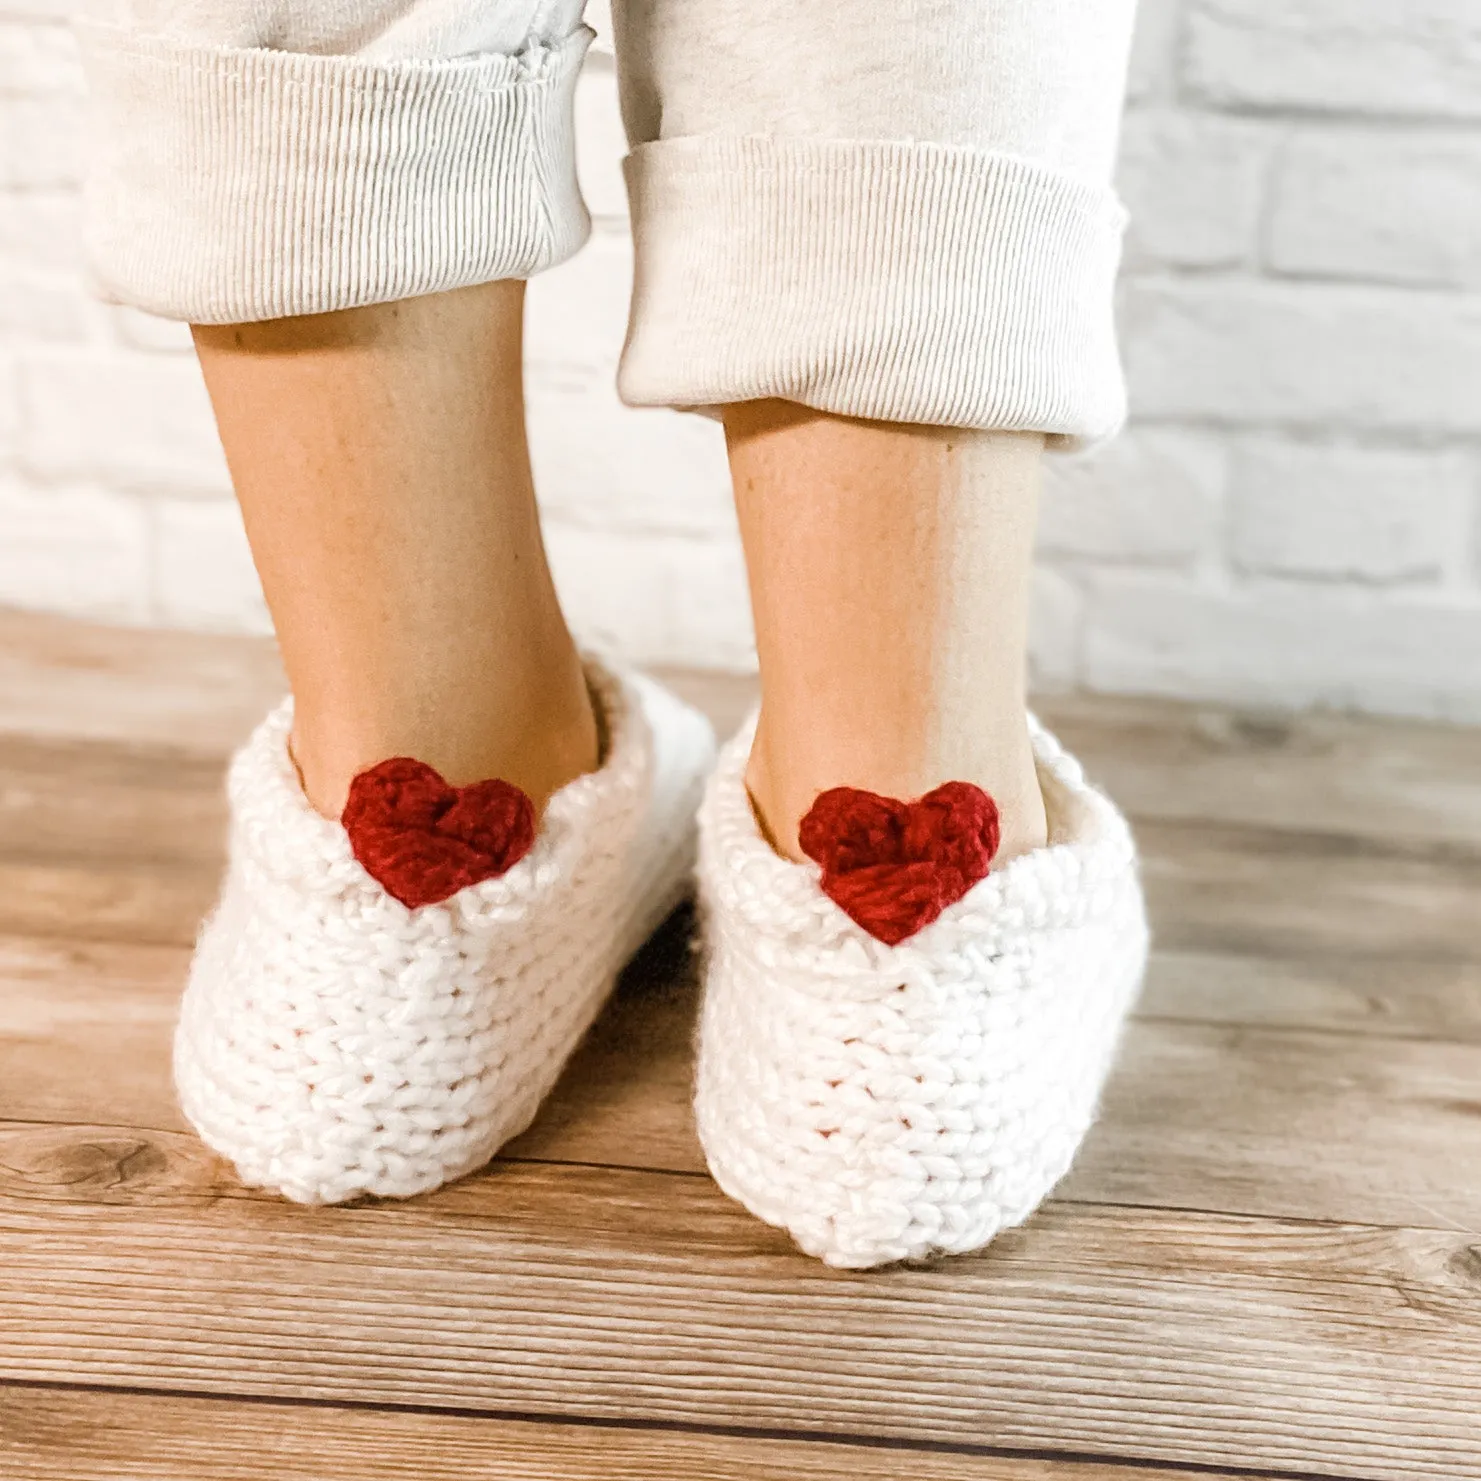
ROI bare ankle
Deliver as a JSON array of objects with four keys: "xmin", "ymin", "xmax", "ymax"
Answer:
[
  {"xmin": 290, "ymin": 658, "xmax": 599, "ymax": 821},
  {"xmin": 745, "ymin": 709, "xmax": 1048, "ymax": 869},
  {"xmin": 986, "ymin": 727, "xmax": 1050, "ymax": 863}
]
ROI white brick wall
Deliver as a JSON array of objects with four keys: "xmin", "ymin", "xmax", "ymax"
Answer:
[
  {"xmin": 2, "ymin": 0, "xmax": 1479, "ymax": 721},
  {"xmin": 1184, "ymin": 0, "xmax": 1481, "ymax": 119}
]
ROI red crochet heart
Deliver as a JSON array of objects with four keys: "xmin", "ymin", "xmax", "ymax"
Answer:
[
  {"xmin": 798, "ymin": 781, "xmax": 1000, "ymax": 945},
  {"xmin": 342, "ymin": 758, "xmax": 535, "ymax": 909}
]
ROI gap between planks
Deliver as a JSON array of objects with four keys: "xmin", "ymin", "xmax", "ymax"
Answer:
[
  {"xmin": 2, "ymin": 1132, "xmax": 1478, "ymax": 1480},
  {"xmin": 0, "ymin": 1382, "xmax": 1338, "ymax": 1481},
  {"xmin": 4, "ymin": 611, "xmax": 1480, "ymax": 1478},
  {"xmin": 4, "ymin": 918, "xmax": 1481, "ymax": 1235},
  {"xmin": 4, "ymin": 607, "xmax": 1481, "ymax": 850}
]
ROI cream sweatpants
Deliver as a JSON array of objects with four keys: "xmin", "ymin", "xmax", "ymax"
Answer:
[{"xmin": 76, "ymin": 0, "xmax": 1137, "ymax": 440}]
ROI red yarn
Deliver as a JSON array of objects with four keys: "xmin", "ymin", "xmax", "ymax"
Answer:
[
  {"xmin": 798, "ymin": 781, "xmax": 1001, "ymax": 945},
  {"xmin": 342, "ymin": 757, "xmax": 535, "ymax": 909}
]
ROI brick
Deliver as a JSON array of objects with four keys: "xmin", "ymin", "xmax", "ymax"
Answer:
[
  {"xmin": 525, "ymin": 224, "xmax": 631, "ymax": 385},
  {"xmin": 528, "ymin": 377, "xmax": 735, "ymax": 538},
  {"xmin": 1084, "ymin": 574, "xmax": 1481, "ymax": 723},
  {"xmin": 0, "ymin": 472, "xmax": 149, "ymax": 620},
  {"xmin": 0, "ymin": 266, "xmax": 95, "ymax": 340},
  {"xmin": 1126, "ymin": 0, "xmax": 1182, "ymax": 103},
  {"xmin": 655, "ymin": 535, "xmax": 755, "ymax": 672},
  {"xmin": 0, "ymin": 0, "xmax": 74, "ymax": 21},
  {"xmin": 0, "ymin": 352, "xmax": 16, "ymax": 452},
  {"xmin": 1117, "ymin": 112, "xmax": 1273, "ymax": 270},
  {"xmin": 19, "ymin": 350, "xmax": 230, "ymax": 494},
  {"xmin": 0, "ymin": 95, "xmax": 81, "ymax": 186},
  {"xmin": 152, "ymin": 498, "xmax": 271, "ymax": 632},
  {"xmin": 0, "ymin": 20, "xmax": 82, "ymax": 95},
  {"xmin": 1121, "ymin": 277, "xmax": 1481, "ymax": 435},
  {"xmin": 1028, "ymin": 566, "xmax": 1083, "ymax": 693},
  {"xmin": 544, "ymin": 523, "xmax": 755, "ymax": 671},
  {"xmin": 1186, "ymin": 0, "xmax": 1481, "ymax": 120},
  {"xmin": 0, "ymin": 190, "xmax": 83, "ymax": 270},
  {"xmin": 1230, "ymin": 440, "xmax": 1472, "ymax": 585},
  {"xmin": 574, "ymin": 62, "xmax": 628, "ymax": 221},
  {"xmin": 1040, "ymin": 429, "xmax": 1226, "ymax": 566},
  {"xmin": 1267, "ymin": 129, "xmax": 1481, "ymax": 290},
  {"xmin": 1474, "ymin": 486, "xmax": 1481, "ymax": 589}
]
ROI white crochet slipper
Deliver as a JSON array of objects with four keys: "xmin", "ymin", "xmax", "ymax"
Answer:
[
  {"xmin": 175, "ymin": 657, "xmax": 715, "ymax": 1204},
  {"xmin": 694, "ymin": 713, "xmax": 1149, "ymax": 1268}
]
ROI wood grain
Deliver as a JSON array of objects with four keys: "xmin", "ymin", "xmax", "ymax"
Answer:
[
  {"xmin": 8, "ymin": 608, "xmax": 1481, "ymax": 851},
  {"xmin": 5, "ymin": 918, "xmax": 1480, "ymax": 1235},
  {"xmin": 0, "ymin": 609, "xmax": 285, "ymax": 755},
  {"xmin": 1, "ymin": 1127, "xmax": 1477, "ymax": 1480},
  {"xmin": 6, "ymin": 611, "xmax": 1481, "ymax": 1481},
  {"xmin": 516, "ymin": 953, "xmax": 1481, "ymax": 1235},
  {"xmin": 1141, "ymin": 948, "xmax": 1481, "ymax": 1042},
  {"xmin": 5, "ymin": 928, "xmax": 1478, "ymax": 1155},
  {"xmin": 1138, "ymin": 817, "xmax": 1481, "ymax": 962},
  {"xmin": 1036, "ymin": 690, "xmax": 1481, "ymax": 851},
  {"xmin": 0, "ymin": 935, "xmax": 187, "ymax": 1133},
  {"xmin": 0, "ymin": 1385, "xmax": 1252, "ymax": 1481},
  {"xmin": 10, "ymin": 783, "xmax": 1481, "ymax": 970},
  {"xmin": 0, "ymin": 734, "xmax": 226, "ymax": 865},
  {"xmin": 1072, "ymin": 1019, "xmax": 1481, "ymax": 1232},
  {"xmin": 0, "ymin": 856, "xmax": 217, "ymax": 948}
]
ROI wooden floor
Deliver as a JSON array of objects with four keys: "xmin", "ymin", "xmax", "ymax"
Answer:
[{"xmin": 1, "ymin": 609, "xmax": 1479, "ymax": 1481}]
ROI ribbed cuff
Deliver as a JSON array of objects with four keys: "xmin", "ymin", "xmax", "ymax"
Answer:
[
  {"xmin": 74, "ymin": 23, "xmax": 592, "ymax": 323},
  {"xmin": 619, "ymin": 136, "xmax": 1129, "ymax": 445}
]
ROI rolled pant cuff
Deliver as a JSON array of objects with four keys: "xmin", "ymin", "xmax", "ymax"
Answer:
[
  {"xmin": 75, "ymin": 22, "xmax": 592, "ymax": 322},
  {"xmin": 619, "ymin": 136, "xmax": 1129, "ymax": 444}
]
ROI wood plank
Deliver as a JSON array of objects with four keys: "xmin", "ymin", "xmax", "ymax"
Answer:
[
  {"xmin": 0, "ymin": 609, "xmax": 285, "ymax": 755},
  {"xmin": 0, "ymin": 734, "xmax": 227, "ymax": 865},
  {"xmin": 1037, "ymin": 690, "xmax": 1481, "ymax": 852},
  {"xmin": 7, "ymin": 632, "xmax": 1481, "ymax": 975},
  {"xmin": 0, "ymin": 936, "xmax": 187, "ymax": 1134},
  {"xmin": 5, "ymin": 921, "xmax": 1481, "ymax": 1235},
  {"xmin": 1072, "ymin": 1020, "xmax": 1481, "ymax": 1233},
  {"xmin": 0, "ymin": 607, "xmax": 750, "ymax": 763},
  {"xmin": 1142, "ymin": 949, "xmax": 1481, "ymax": 1043},
  {"xmin": 512, "ymin": 995, "xmax": 1481, "ymax": 1235},
  {"xmin": 8, "ymin": 608, "xmax": 1481, "ymax": 855},
  {"xmin": 9, "ymin": 780, "xmax": 1481, "ymax": 971},
  {"xmin": 7, "ymin": 921, "xmax": 1471, "ymax": 1158},
  {"xmin": 11, "ymin": 918, "xmax": 1478, "ymax": 1110},
  {"xmin": 4, "ymin": 609, "xmax": 1480, "ymax": 1481},
  {"xmin": 1, "ymin": 1126, "xmax": 1476, "ymax": 1480},
  {"xmin": 1138, "ymin": 818, "xmax": 1481, "ymax": 962},
  {"xmin": 512, "ymin": 921, "xmax": 1481, "ymax": 1233},
  {"xmin": 0, "ymin": 857, "xmax": 217, "ymax": 948},
  {"xmin": 0, "ymin": 1383, "xmax": 1238, "ymax": 1481}
]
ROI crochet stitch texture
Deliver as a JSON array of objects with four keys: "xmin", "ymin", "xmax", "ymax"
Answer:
[
  {"xmin": 342, "ymin": 757, "xmax": 537, "ymax": 908},
  {"xmin": 175, "ymin": 658, "xmax": 715, "ymax": 1204},
  {"xmin": 694, "ymin": 711, "xmax": 1148, "ymax": 1268},
  {"xmin": 799, "ymin": 780, "xmax": 1001, "ymax": 944}
]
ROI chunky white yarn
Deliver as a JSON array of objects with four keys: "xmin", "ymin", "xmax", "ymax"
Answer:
[
  {"xmin": 694, "ymin": 712, "xmax": 1149, "ymax": 1268},
  {"xmin": 175, "ymin": 658, "xmax": 715, "ymax": 1204}
]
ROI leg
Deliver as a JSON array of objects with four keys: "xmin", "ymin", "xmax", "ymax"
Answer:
[
  {"xmin": 615, "ymin": 0, "xmax": 1134, "ymax": 863},
  {"xmin": 727, "ymin": 403, "xmax": 1047, "ymax": 863},
  {"xmin": 77, "ymin": 0, "xmax": 719, "ymax": 1206},
  {"xmin": 617, "ymin": 0, "xmax": 1149, "ymax": 1267},
  {"xmin": 79, "ymin": 0, "xmax": 601, "ymax": 816},
  {"xmin": 193, "ymin": 282, "xmax": 595, "ymax": 819}
]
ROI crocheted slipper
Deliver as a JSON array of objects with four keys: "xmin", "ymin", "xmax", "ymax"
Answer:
[
  {"xmin": 694, "ymin": 713, "xmax": 1148, "ymax": 1268},
  {"xmin": 175, "ymin": 657, "xmax": 715, "ymax": 1204}
]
